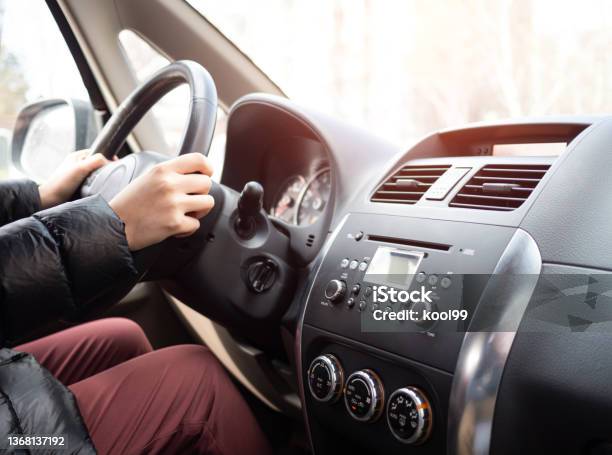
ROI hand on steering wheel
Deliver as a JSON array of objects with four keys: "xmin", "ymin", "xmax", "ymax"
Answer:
[
  {"xmin": 109, "ymin": 153, "xmax": 214, "ymax": 251},
  {"xmin": 39, "ymin": 149, "xmax": 109, "ymax": 209},
  {"xmin": 80, "ymin": 60, "xmax": 218, "ymax": 254},
  {"xmin": 77, "ymin": 60, "xmax": 296, "ymax": 330}
]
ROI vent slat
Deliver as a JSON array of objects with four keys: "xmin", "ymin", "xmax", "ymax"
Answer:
[
  {"xmin": 482, "ymin": 164, "xmax": 550, "ymax": 170},
  {"xmin": 472, "ymin": 176, "xmax": 542, "ymax": 184},
  {"xmin": 375, "ymin": 190, "xmax": 428, "ymax": 196},
  {"xmin": 449, "ymin": 163, "xmax": 550, "ymax": 211},
  {"xmin": 454, "ymin": 193, "xmax": 527, "ymax": 203},
  {"xmin": 393, "ymin": 174, "xmax": 445, "ymax": 179},
  {"xmin": 449, "ymin": 202, "xmax": 516, "ymax": 211},
  {"xmin": 371, "ymin": 164, "xmax": 450, "ymax": 205},
  {"xmin": 371, "ymin": 198, "xmax": 420, "ymax": 204},
  {"xmin": 398, "ymin": 166, "xmax": 450, "ymax": 171},
  {"xmin": 463, "ymin": 184, "xmax": 533, "ymax": 194},
  {"xmin": 383, "ymin": 183, "xmax": 433, "ymax": 189},
  {"xmin": 480, "ymin": 167, "xmax": 548, "ymax": 174}
]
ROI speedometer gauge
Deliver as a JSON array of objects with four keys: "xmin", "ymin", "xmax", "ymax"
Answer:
[
  {"xmin": 296, "ymin": 169, "xmax": 331, "ymax": 226},
  {"xmin": 271, "ymin": 175, "xmax": 306, "ymax": 223}
]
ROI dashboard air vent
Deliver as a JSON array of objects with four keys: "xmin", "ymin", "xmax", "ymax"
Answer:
[
  {"xmin": 371, "ymin": 164, "xmax": 451, "ymax": 204},
  {"xmin": 449, "ymin": 164, "xmax": 551, "ymax": 211}
]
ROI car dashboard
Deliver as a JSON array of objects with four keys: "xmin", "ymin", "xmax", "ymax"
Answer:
[{"xmin": 220, "ymin": 94, "xmax": 612, "ymax": 454}]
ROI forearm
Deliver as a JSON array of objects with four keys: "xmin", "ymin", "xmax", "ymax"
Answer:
[
  {"xmin": 0, "ymin": 179, "xmax": 41, "ymax": 226},
  {"xmin": 0, "ymin": 196, "xmax": 138, "ymax": 345}
]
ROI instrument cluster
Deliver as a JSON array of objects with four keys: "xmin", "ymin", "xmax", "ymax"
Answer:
[{"xmin": 270, "ymin": 167, "xmax": 331, "ymax": 226}]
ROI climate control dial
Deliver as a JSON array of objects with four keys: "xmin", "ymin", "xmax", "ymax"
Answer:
[
  {"xmin": 344, "ymin": 369, "xmax": 384, "ymax": 422},
  {"xmin": 386, "ymin": 387, "xmax": 433, "ymax": 444},
  {"xmin": 307, "ymin": 354, "xmax": 344, "ymax": 403}
]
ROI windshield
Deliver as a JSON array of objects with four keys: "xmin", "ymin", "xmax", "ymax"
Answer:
[{"xmin": 189, "ymin": 0, "xmax": 612, "ymax": 147}]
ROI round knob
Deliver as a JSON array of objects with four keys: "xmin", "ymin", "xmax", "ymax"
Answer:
[
  {"xmin": 386, "ymin": 387, "xmax": 433, "ymax": 445},
  {"xmin": 344, "ymin": 369, "xmax": 384, "ymax": 422},
  {"xmin": 324, "ymin": 279, "xmax": 346, "ymax": 302},
  {"xmin": 307, "ymin": 354, "xmax": 344, "ymax": 403}
]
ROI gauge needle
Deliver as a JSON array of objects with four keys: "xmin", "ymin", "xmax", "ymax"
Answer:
[{"xmin": 274, "ymin": 196, "xmax": 292, "ymax": 217}]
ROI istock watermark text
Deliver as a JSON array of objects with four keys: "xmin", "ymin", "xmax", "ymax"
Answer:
[{"xmin": 372, "ymin": 285, "xmax": 433, "ymax": 304}]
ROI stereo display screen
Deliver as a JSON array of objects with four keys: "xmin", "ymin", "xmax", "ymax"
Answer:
[{"xmin": 364, "ymin": 247, "xmax": 424, "ymax": 289}]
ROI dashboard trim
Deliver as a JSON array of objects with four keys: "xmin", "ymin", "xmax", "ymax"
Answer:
[
  {"xmin": 447, "ymin": 228, "xmax": 542, "ymax": 455},
  {"xmin": 296, "ymin": 214, "xmax": 349, "ymax": 453}
]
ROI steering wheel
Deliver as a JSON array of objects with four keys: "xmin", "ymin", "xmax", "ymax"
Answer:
[
  {"xmin": 79, "ymin": 60, "xmax": 297, "ymax": 345},
  {"xmin": 81, "ymin": 60, "xmax": 217, "ymax": 201}
]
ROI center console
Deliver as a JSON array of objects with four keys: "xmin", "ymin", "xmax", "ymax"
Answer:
[{"xmin": 298, "ymin": 212, "xmax": 518, "ymax": 454}]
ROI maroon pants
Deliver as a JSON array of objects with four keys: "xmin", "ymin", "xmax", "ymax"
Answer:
[{"xmin": 17, "ymin": 318, "xmax": 271, "ymax": 455}]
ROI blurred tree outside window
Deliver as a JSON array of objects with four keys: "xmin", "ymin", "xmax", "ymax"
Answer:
[
  {"xmin": 189, "ymin": 0, "xmax": 612, "ymax": 148},
  {"xmin": 0, "ymin": 0, "xmax": 87, "ymax": 178}
]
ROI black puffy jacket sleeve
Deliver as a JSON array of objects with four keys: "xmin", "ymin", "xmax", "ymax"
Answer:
[
  {"xmin": 0, "ymin": 179, "xmax": 41, "ymax": 226},
  {"xmin": 0, "ymin": 195, "xmax": 138, "ymax": 344}
]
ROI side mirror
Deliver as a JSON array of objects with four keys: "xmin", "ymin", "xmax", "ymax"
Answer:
[{"xmin": 11, "ymin": 98, "xmax": 98, "ymax": 181}]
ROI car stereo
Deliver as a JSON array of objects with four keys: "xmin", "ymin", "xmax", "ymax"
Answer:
[{"xmin": 302, "ymin": 212, "xmax": 516, "ymax": 371}]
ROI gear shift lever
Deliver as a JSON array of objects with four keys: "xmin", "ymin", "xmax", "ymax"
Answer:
[{"xmin": 235, "ymin": 181, "xmax": 264, "ymax": 239}]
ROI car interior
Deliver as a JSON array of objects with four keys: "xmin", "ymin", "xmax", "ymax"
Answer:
[{"xmin": 5, "ymin": 1, "xmax": 612, "ymax": 454}]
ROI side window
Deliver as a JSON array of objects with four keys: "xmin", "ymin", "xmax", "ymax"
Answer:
[
  {"xmin": 0, "ymin": 2, "xmax": 88, "ymax": 178},
  {"xmin": 118, "ymin": 30, "xmax": 227, "ymax": 181}
]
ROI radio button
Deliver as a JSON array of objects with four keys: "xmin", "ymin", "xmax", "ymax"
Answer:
[
  {"xmin": 427, "ymin": 274, "xmax": 439, "ymax": 286},
  {"xmin": 412, "ymin": 300, "xmax": 436, "ymax": 330},
  {"xmin": 324, "ymin": 280, "xmax": 347, "ymax": 303},
  {"xmin": 415, "ymin": 272, "xmax": 427, "ymax": 283},
  {"xmin": 349, "ymin": 260, "xmax": 359, "ymax": 270},
  {"xmin": 340, "ymin": 258, "xmax": 350, "ymax": 268},
  {"xmin": 440, "ymin": 276, "xmax": 452, "ymax": 288},
  {"xmin": 358, "ymin": 261, "xmax": 368, "ymax": 272}
]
